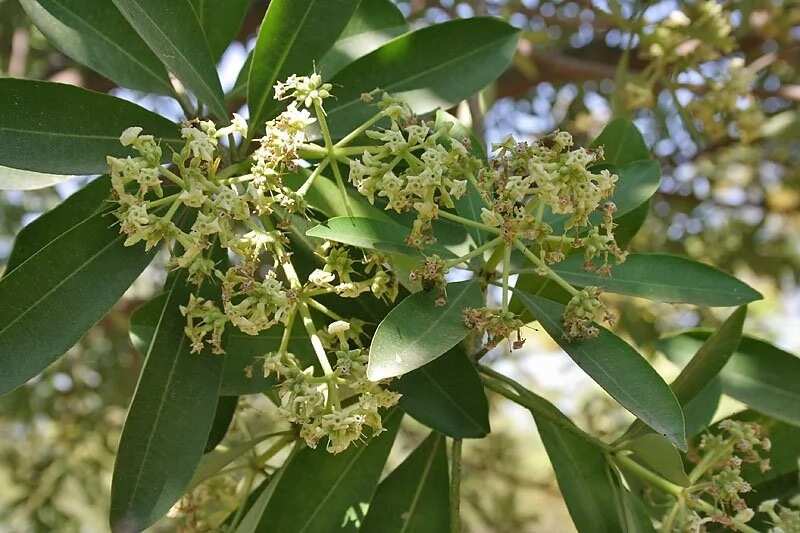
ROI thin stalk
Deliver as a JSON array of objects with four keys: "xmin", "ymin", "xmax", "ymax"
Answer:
[
  {"xmin": 306, "ymin": 297, "xmax": 345, "ymax": 322},
  {"xmin": 450, "ymin": 439, "xmax": 463, "ymax": 533},
  {"xmin": 226, "ymin": 467, "xmax": 256, "ymax": 533},
  {"xmin": 297, "ymin": 159, "xmax": 329, "ymax": 196},
  {"xmin": 438, "ymin": 210, "xmax": 501, "ymax": 235},
  {"xmin": 335, "ymin": 111, "xmax": 385, "ymax": 147},
  {"xmin": 445, "ymin": 236, "xmax": 503, "ymax": 268},
  {"xmin": 614, "ymin": 453, "xmax": 682, "ymax": 496},
  {"xmin": 148, "ymin": 193, "xmax": 181, "ymax": 209},
  {"xmin": 333, "ymin": 145, "xmax": 383, "ymax": 156},
  {"xmin": 329, "ymin": 157, "xmax": 353, "ymax": 217},
  {"xmin": 501, "ymin": 245, "xmax": 511, "ymax": 312},
  {"xmin": 278, "ymin": 306, "xmax": 297, "ymax": 356},
  {"xmin": 482, "ymin": 243, "xmax": 506, "ymax": 278},
  {"xmin": 254, "ymin": 434, "xmax": 295, "ymax": 469},
  {"xmin": 513, "ymin": 239, "xmax": 578, "ymax": 296},
  {"xmin": 159, "ymin": 167, "xmax": 185, "ymax": 189}
]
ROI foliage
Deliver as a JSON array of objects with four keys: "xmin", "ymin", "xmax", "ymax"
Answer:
[{"xmin": 0, "ymin": 1, "xmax": 799, "ymax": 532}]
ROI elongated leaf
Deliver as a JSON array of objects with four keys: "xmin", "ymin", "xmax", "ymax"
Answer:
[
  {"xmin": 516, "ymin": 291, "xmax": 686, "ymax": 448},
  {"xmin": 0, "ymin": 205, "xmax": 153, "ymax": 395},
  {"xmin": 190, "ymin": 0, "xmax": 250, "ymax": 62},
  {"xmin": 612, "ymin": 476, "xmax": 656, "ymax": 533},
  {"xmin": 130, "ymin": 293, "xmax": 315, "ymax": 395},
  {"xmin": 319, "ymin": 0, "xmax": 407, "ymax": 78},
  {"xmin": 623, "ymin": 307, "xmax": 745, "ymax": 443},
  {"xmin": 682, "ymin": 380, "xmax": 723, "ymax": 438},
  {"xmin": 111, "ymin": 276, "xmax": 224, "ymax": 531},
  {"xmin": 549, "ymin": 254, "xmax": 761, "ymax": 306},
  {"xmin": 398, "ymin": 346, "xmax": 490, "ymax": 438},
  {"xmin": 591, "ymin": 118, "xmax": 650, "ymax": 167},
  {"xmin": 326, "ymin": 17, "xmax": 519, "ymax": 137},
  {"xmin": 614, "ymin": 200, "xmax": 650, "ymax": 249},
  {"xmin": 0, "ymin": 165, "xmax": 76, "ymax": 190},
  {"xmin": 6, "ymin": 177, "xmax": 111, "ymax": 270},
  {"xmin": 247, "ymin": 0, "xmax": 359, "ymax": 136},
  {"xmin": 306, "ymin": 216, "xmax": 453, "ymax": 258},
  {"xmin": 361, "ymin": 432, "xmax": 450, "ymax": 533},
  {"xmin": 0, "ymin": 79, "xmax": 180, "ymax": 175},
  {"xmin": 19, "ymin": 0, "xmax": 172, "ymax": 94},
  {"xmin": 659, "ymin": 332, "xmax": 800, "ymax": 426},
  {"xmin": 113, "ymin": 0, "xmax": 227, "ymax": 119},
  {"xmin": 625, "ymin": 434, "xmax": 690, "ymax": 486},
  {"xmin": 234, "ymin": 447, "xmax": 297, "ymax": 533},
  {"xmin": 368, "ymin": 280, "xmax": 483, "ymax": 380},
  {"xmin": 205, "ymin": 395, "xmax": 238, "ymax": 452},
  {"xmin": 255, "ymin": 409, "xmax": 402, "ymax": 532},
  {"xmin": 535, "ymin": 413, "xmax": 624, "ymax": 532}
]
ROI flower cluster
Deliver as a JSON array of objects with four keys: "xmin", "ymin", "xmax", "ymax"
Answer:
[
  {"xmin": 562, "ymin": 287, "xmax": 614, "ymax": 339},
  {"xmin": 687, "ymin": 58, "xmax": 765, "ymax": 144},
  {"xmin": 348, "ymin": 96, "xmax": 478, "ymax": 247},
  {"xmin": 263, "ymin": 323, "xmax": 401, "ymax": 454},
  {"xmin": 759, "ymin": 496, "xmax": 800, "ymax": 533},
  {"xmin": 664, "ymin": 419, "xmax": 772, "ymax": 531},
  {"xmin": 463, "ymin": 307, "xmax": 524, "ymax": 349}
]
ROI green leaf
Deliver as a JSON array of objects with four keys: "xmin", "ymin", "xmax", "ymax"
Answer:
[
  {"xmin": 682, "ymin": 380, "xmax": 722, "ymax": 438},
  {"xmin": 326, "ymin": 17, "xmax": 519, "ymax": 137},
  {"xmin": 247, "ymin": 0, "xmax": 360, "ymax": 136},
  {"xmin": 205, "ymin": 395, "xmax": 238, "ymax": 453},
  {"xmin": 190, "ymin": 0, "xmax": 250, "ymax": 62},
  {"xmin": 0, "ymin": 197, "xmax": 153, "ymax": 396},
  {"xmin": 318, "ymin": 0, "xmax": 407, "ymax": 78},
  {"xmin": 621, "ymin": 307, "xmax": 746, "ymax": 443},
  {"xmin": 612, "ymin": 477, "xmax": 656, "ymax": 533},
  {"xmin": 0, "ymin": 79, "xmax": 180, "ymax": 175},
  {"xmin": 19, "ymin": 0, "xmax": 172, "ymax": 94},
  {"xmin": 516, "ymin": 291, "xmax": 686, "ymax": 449},
  {"xmin": 254, "ymin": 409, "xmax": 402, "ymax": 532},
  {"xmin": 368, "ymin": 280, "xmax": 483, "ymax": 380},
  {"xmin": 624, "ymin": 434, "xmax": 690, "ymax": 487},
  {"xmin": 6, "ymin": 177, "xmax": 111, "ymax": 270},
  {"xmin": 0, "ymin": 165, "xmax": 77, "ymax": 190},
  {"xmin": 233, "ymin": 448, "xmax": 297, "ymax": 533},
  {"xmin": 130, "ymin": 294, "xmax": 315, "ymax": 396},
  {"xmin": 110, "ymin": 276, "xmax": 224, "ymax": 531},
  {"xmin": 549, "ymin": 254, "xmax": 762, "ymax": 307},
  {"xmin": 534, "ymin": 414, "xmax": 624, "ymax": 533},
  {"xmin": 659, "ymin": 331, "xmax": 800, "ymax": 426},
  {"xmin": 614, "ymin": 200, "xmax": 650, "ymax": 249},
  {"xmin": 112, "ymin": 0, "xmax": 227, "ymax": 119},
  {"xmin": 591, "ymin": 118, "xmax": 650, "ymax": 167},
  {"xmin": 398, "ymin": 346, "xmax": 490, "ymax": 438},
  {"xmin": 360, "ymin": 432, "xmax": 450, "ymax": 533},
  {"xmin": 305, "ymin": 216, "xmax": 454, "ymax": 258}
]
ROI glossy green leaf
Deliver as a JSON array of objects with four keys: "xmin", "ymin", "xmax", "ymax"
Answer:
[
  {"xmin": 306, "ymin": 216, "xmax": 454, "ymax": 258},
  {"xmin": 625, "ymin": 434, "xmax": 690, "ymax": 487},
  {"xmin": 205, "ymin": 395, "xmax": 238, "ymax": 452},
  {"xmin": 0, "ymin": 195, "xmax": 153, "ymax": 396},
  {"xmin": 612, "ymin": 477, "xmax": 656, "ymax": 533},
  {"xmin": 535, "ymin": 414, "xmax": 624, "ymax": 533},
  {"xmin": 549, "ymin": 254, "xmax": 762, "ymax": 306},
  {"xmin": 368, "ymin": 280, "xmax": 483, "ymax": 380},
  {"xmin": 516, "ymin": 291, "xmax": 686, "ymax": 449},
  {"xmin": 247, "ymin": 0, "xmax": 360, "ymax": 136},
  {"xmin": 110, "ymin": 275, "xmax": 224, "ymax": 531},
  {"xmin": 659, "ymin": 331, "xmax": 800, "ymax": 426},
  {"xmin": 361, "ymin": 432, "xmax": 450, "ymax": 533},
  {"xmin": 614, "ymin": 200, "xmax": 650, "ymax": 249},
  {"xmin": 6, "ymin": 177, "xmax": 111, "ymax": 270},
  {"xmin": 318, "ymin": 0, "xmax": 407, "ymax": 78},
  {"xmin": 254, "ymin": 409, "xmax": 402, "ymax": 532},
  {"xmin": 190, "ymin": 0, "xmax": 250, "ymax": 62},
  {"xmin": 0, "ymin": 165, "xmax": 76, "ymax": 190},
  {"xmin": 682, "ymin": 379, "xmax": 722, "ymax": 438},
  {"xmin": 591, "ymin": 118, "xmax": 650, "ymax": 167},
  {"xmin": 398, "ymin": 346, "xmax": 490, "ymax": 438},
  {"xmin": 130, "ymin": 294, "xmax": 315, "ymax": 396},
  {"xmin": 19, "ymin": 0, "xmax": 172, "ymax": 94},
  {"xmin": 621, "ymin": 307, "xmax": 745, "ymax": 443},
  {"xmin": 0, "ymin": 79, "xmax": 180, "ymax": 175},
  {"xmin": 113, "ymin": 0, "xmax": 227, "ymax": 119},
  {"xmin": 326, "ymin": 17, "xmax": 519, "ymax": 137}
]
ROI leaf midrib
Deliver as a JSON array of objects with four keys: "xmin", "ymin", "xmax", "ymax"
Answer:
[
  {"xmin": 553, "ymin": 268, "xmax": 749, "ymax": 298},
  {"xmin": 249, "ymin": 0, "xmax": 317, "ymax": 127},
  {"xmin": 329, "ymin": 27, "xmax": 514, "ymax": 116},
  {"xmin": 120, "ymin": 0, "xmax": 224, "ymax": 117},
  {"xmin": 44, "ymin": 0, "xmax": 171, "ymax": 92},
  {"xmin": 399, "ymin": 435, "xmax": 440, "ymax": 533}
]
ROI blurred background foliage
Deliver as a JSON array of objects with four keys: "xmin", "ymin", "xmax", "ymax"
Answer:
[{"xmin": 0, "ymin": 0, "xmax": 798, "ymax": 531}]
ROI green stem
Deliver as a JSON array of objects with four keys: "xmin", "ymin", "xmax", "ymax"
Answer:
[
  {"xmin": 335, "ymin": 111, "xmax": 385, "ymax": 147},
  {"xmin": 148, "ymin": 193, "xmax": 181, "ymax": 209},
  {"xmin": 513, "ymin": 239, "xmax": 578, "ymax": 296},
  {"xmin": 445, "ymin": 236, "xmax": 503, "ymax": 268},
  {"xmin": 218, "ymin": 160, "xmax": 252, "ymax": 180},
  {"xmin": 297, "ymin": 159, "xmax": 329, "ymax": 196},
  {"xmin": 613, "ymin": 453, "xmax": 682, "ymax": 497},
  {"xmin": 306, "ymin": 297, "xmax": 345, "ymax": 322},
  {"xmin": 278, "ymin": 306, "xmax": 297, "ymax": 356},
  {"xmin": 501, "ymin": 245, "xmax": 511, "ymax": 313},
  {"xmin": 438, "ymin": 210, "xmax": 501, "ymax": 235},
  {"xmin": 254, "ymin": 434, "xmax": 295, "ymax": 469},
  {"xmin": 450, "ymin": 438, "xmax": 463, "ymax": 533},
  {"xmin": 482, "ymin": 243, "xmax": 506, "ymax": 278},
  {"xmin": 159, "ymin": 167, "xmax": 185, "ymax": 189}
]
